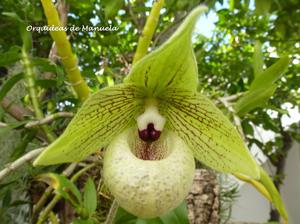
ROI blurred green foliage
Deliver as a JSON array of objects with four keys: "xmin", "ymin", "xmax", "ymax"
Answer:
[{"xmin": 0, "ymin": 0, "xmax": 299, "ymax": 223}]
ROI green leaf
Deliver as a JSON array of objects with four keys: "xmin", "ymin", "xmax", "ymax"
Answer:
[
  {"xmin": 159, "ymin": 88, "xmax": 259, "ymax": 179},
  {"xmin": 102, "ymin": 0, "xmax": 124, "ymax": 19},
  {"xmin": 114, "ymin": 206, "xmax": 137, "ymax": 224},
  {"xmin": 9, "ymin": 200, "xmax": 31, "ymax": 207},
  {"xmin": 113, "ymin": 202, "xmax": 189, "ymax": 224},
  {"xmin": 32, "ymin": 57, "xmax": 58, "ymax": 73},
  {"xmin": 234, "ymin": 84, "xmax": 277, "ymax": 116},
  {"xmin": 0, "ymin": 121, "xmax": 27, "ymax": 137},
  {"xmin": 67, "ymin": 0, "xmax": 93, "ymax": 11},
  {"xmin": 2, "ymin": 190, "xmax": 12, "ymax": 207},
  {"xmin": 35, "ymin": 79, "xmax": 57, "ymax": 89},
  {"xmin": 125, "ymin": 6, "xmax": 208, "ymax": 96},
  {"xmin": 235, "ymin": 56, "xmax": 289, "ymax": 116},
  {"xmin": 10, "ymin": 129, "xmax": 37, "ymax": 160},
  {"xmin": 33, "ymin": 84, "xmax": 144, "ymax": 165},
  {"xmin": 253, "ymin": 40, "xmax": 264, "ymax": 78},
  {"xmin": 0, "ymin": 126, "xmax": 13, "ymax": 137},
  {"xmin": 0, "ymin": 73, "xmax": 24, "ymax": 101},
  {"xmin": 37, "ymin": 173, "xmax": 82, "ymax": 207},
  {"xmin": 255, "ymin": 0, "xmax": 271, "ymax": 14},
  {"xmin": 0, "ymin": 46, "xmax": 21, "ymax": 67},
  {"xmin": 72, "ymin": 218, "xmax": 94, "ymax": 224},
  {"xmin": 160, "ymin": 202, "xmax": 189, "ymax": 224},
  {"xmin": 83, "ymin": 178, "xmax": 97, "ymax": 216},
  {"xmin": 2, "ymin": 12, "xmax": 32, "ymax": 51},
  {"xmin": 250, "ymin": 56, "xmax": 289, "ymax": 90}
]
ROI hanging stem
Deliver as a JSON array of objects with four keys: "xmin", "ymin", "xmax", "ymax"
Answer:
[
  {"xmin": 132, "ymin": 0, "xmax": 165, "ymax": 64},
  {"xmin": 21, "ymin": 48, "xmax": 56, "ymax": 142},
  {"xmin": 40, "ymin": 0, "xmax": 90, "ymax": 101}
]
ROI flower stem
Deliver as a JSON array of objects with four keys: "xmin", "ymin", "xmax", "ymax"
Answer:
[
  {"xmin": 132, "ymin": 0, "xmax": 164, "ymax": 64},
  {"xmin": 40, "ymin": 0, "xmax": 90, "ymax": 101}
]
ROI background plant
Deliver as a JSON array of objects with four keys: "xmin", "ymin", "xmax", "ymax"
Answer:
[{"xmin": 0, "ymin": 0, "xmax": 299, "ymax": 223}]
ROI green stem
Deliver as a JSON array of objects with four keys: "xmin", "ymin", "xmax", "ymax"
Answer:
[
  {"xmin": 21, "ymin": 48, "xmax": 56, "ymax": 142},
  {"xmin": 132, "ymin": 0, "xmax": 164, "ymax": 64},
  {"xmin": 41, "ymin": 0, "xmax": 90, "ymax": 101},
  {"xmin": 36, "ymin": 163, "xmax": 97, "ymax": 224},
  {"xmin": 49, "ymin": 212, "xmax": 59, "ymax": 224}
]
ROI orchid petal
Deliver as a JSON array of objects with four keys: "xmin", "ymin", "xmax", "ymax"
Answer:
[
  {"xmin": 33, "ymin": 84, "xmax": 145, "ymax": 165},
  {"xmin": 125, "ymin": 6, "xmax": 208, "ymax": 95},
  {"xmin": 159, "ymin": 88, "xmax": 260, "ymax": 179},
  {"xmin": 103, "ymin": 128, "xmax": 195, "ymax": 218}
]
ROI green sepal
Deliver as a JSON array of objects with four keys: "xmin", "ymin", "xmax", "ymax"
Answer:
[
  {"xmin": 125, "ymin": 6, "xmax": 208, "ymax": 96},
  {"xmin": 159, "ymin": 88, "xmax": 260, "ymax": 179},
  {"xmin": 33, "ymin": 84, "xmax": 145, "ymax": 165}
]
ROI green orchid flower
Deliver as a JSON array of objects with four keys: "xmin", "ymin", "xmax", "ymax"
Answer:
[{"xmin": 34, "ymin": 6, "xmax": 288, "ymax": 222}]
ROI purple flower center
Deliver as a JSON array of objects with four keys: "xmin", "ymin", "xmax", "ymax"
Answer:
[{"xmin": 138, "ymin": 123, "xmax": 161, "ymax": 142}]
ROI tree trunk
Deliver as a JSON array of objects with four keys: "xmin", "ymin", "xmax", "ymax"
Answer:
[{"xmin": 187, "ymin": 169, "xmax": 220, "ymax": 224}]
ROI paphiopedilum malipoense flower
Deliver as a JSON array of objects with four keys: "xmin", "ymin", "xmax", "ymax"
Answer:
[{"xmin": 34, "ymin": 6, "xmax": 288, "ymax": 221}]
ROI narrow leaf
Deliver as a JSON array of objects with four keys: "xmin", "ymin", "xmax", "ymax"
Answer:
[
  {"xmin": 234, "ymin": 84, "xmax": 277, "ymax": 116},
  {"xmin": 250, "ymin": 56, "xmax": 289, "ymax": 90},
  {"xmin": 83, "ymin": 178, "xmax": 97, "ymax": 216},
  {"xmin": 253, "ymin": 40, "xmax": 264, "ymax": 78},
  {"xmin": 33, "ymin": 84, "xmax": 144, "ymax": 165},
  {"xmin": 0, "ymin": 73, "xmax": 24, "ymax": 101},
  {"xmin": 125, "ymin": 6, "xmax": 208, "ymax": 95},
  {"xmin": 0, "ymin": 46, "xmax": 21, "ymax": 67},
  {"xmin": 37, "ymin": 173, "xmax": 82, "ymax": 207},
  {"xmin": 159, "ymin": 88, "xmax": 260, "ymax": 179}
]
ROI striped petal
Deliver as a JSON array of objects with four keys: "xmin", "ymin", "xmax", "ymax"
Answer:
[
  {"xmin": 34, "ymin": 84, "xmax": 145, "ymax": 165},
  {"xmin": 159, "ymin": 88, "xmax": 260, "ymax": 179},
  {"xmin": 125, "ymin": 6, "xmax": 208, "ymax": 96}
]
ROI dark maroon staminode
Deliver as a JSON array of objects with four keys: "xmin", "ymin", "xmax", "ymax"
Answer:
[{"xmin": 138, "ymin": 123, "xmax": 161, "ymax": 142}]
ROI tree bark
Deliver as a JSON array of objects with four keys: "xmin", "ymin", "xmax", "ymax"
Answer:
[{"xmin": 187, "ymin": 169, "xmax": 220, "ymax": 224}]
